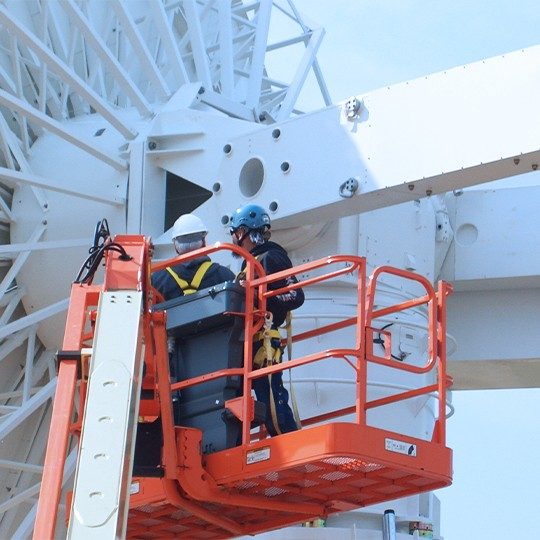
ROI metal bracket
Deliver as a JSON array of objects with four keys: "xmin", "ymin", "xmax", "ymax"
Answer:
[
  {"xmin": 225, "ymin": 396, "xmax": 255, "ymax": 423},
  {"xmin": 344, "ymin": 96, "xmax": 362, "ymax": 120},
  {"xmin": 339, "ymin": 177, "xmax": 359, "ymax": 198},
  {"xmin": 56, "ymin": 349, "xmax": 92, "ymax": 380}
]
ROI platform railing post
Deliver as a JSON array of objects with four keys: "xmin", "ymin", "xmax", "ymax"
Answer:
[
  {"xmin": 242, "ymin": 259, "xmax": 256, "ymax": 445},
  {"xmin": 436, "ymin": 280, "xmax": 451, "ymax": 445},
  {"xmin": 382, "ymin": 509, "xmax": 397, "ymax": 540},
  {"xmin": 357, "ymin": 258, "xmax": 367, "ymax": 426}
]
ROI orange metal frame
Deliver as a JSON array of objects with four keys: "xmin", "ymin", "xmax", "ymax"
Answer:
[
  {"xmin": 34, "ymin": 237, "xmax": 453, "ymax": 539},
  {"xmin": 33, "ymin": 235, "xmax": 152, "ymax": 539}
]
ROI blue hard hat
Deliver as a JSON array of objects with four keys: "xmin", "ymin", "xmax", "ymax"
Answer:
[{"xmin": 230, "ymin": 204, "xmax": 271, "ymax": 232}]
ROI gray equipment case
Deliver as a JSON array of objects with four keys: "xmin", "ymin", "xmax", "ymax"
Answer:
[{"xmin": 154, "ymin": 281, "xmax": 247, "ymax": 453}]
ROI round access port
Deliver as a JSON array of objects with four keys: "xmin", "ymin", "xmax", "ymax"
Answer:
[{"xmin": 239, "ymin": 158, "xmax": 264, "ymax": 197}]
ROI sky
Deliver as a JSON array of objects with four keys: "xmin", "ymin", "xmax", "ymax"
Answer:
[{"xmin": 273, "ymin": 1, "xmax": 540, "ymax": 538}]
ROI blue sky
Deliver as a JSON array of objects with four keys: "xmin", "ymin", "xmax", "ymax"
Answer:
[{"xmin": 278, "ymin": 1, "xmax": 540, "ymax": 538}]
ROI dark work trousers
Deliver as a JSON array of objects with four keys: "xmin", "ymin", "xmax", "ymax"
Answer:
[{"xmin": 252, "ymin": 339, "xmax": 298, "ymax": 436}]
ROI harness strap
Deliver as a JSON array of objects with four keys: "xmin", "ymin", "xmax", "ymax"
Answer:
[
  {"xmin": 260, "ymin": 313, "xmax": 282, "ymax": 435},
  {"xmin": 191, "ymin": 260, "xmax": 213, "ymax": 290},
  {"xmin": 253, "ymin": 329, "xmax": 282, "ymax": 342},
  {"xmin": 269, "ymin": 377, "xmax": 282, "ymax": 436},
  {"xmin": 165, "ymin": 261, "xmax": 213, "ymax": 295},
  {"xmin": 284, "ymin": 311, "xmax": 302, "ymax": 430}
]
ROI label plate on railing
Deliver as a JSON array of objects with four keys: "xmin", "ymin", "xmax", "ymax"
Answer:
[
  {"xmin": 385, "ymin": 437, "xmax": 417, "ymax": 457},
  {"xmin": 247, "ymin": 447, "xmax": 271, "ymax": 464}
]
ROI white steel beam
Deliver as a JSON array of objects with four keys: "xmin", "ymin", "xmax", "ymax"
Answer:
[
  {"xmin": 9, "ymin": 34, "xmax": 31, "ymax": 154},
  {"xmin": 0, "ymin": 223, "xmax": 45, "ymax": 301},
  {"xmin": 0, "ymin": 393, "xmax": 53, "ymax": 535},
  {"xmin": 232, "ymin": 1, "xmax": 261, "ymax": 15},
  {"xmin": 0, "ymin": 192, "xmax": 13, "ymax": 222},
  {"xmin": 285, "ymin": 0, "xmax": 331, "ymax": 106},
  {"xmin": 0, "ymin": 288, "xmax": 24, "ymax": 325},
  {"xmin": 61, "ymin": 0, "xmax": 152, "ymax": 117},
  {"xmin": 199, "ymin": 88, "xmax": 255, "ymax": 120},
  {"xmin": 126, "ymin": 140, "xmax": 144, "ymax": 233},
  {"xmin": 110, "ymin": 1, "xmax": 170, "ymax": 100},
  {"xmin": 276, "ymin": 27, "xmax": 324, "ymax": 121},
  {"xmin": 148, "ymin": 1, "xmax": 189, "ymax": 87},
  {"xmin": 0, "ymin": 378, "xmax": 56, "ymax": 440},
  {"xmin": 10, "ymin": 448, "xmax": 77, "ymax": 540},
  {"xmin": 0, "ymin": 483, "xmax": 41, "ymax": 514},
  {"xmin": 0, "ymin": 5, "xmax": 138, "ymax": 140},
  {"xmin": 0, "ymin": 118, "xmax": 16, "ymax": 170},
  {"xmin": 183, "ymin": 0, "xmax": 212, "ymax": 88},
  {"xmin": 218, "ymin": 0, "xmax": 234, "ymax": 97},
  {"xmin": 0, "ymin": 62, "xmax": 17, "ymax": 95},
  {"xmin": 234, "ymin": 67, "xmax": 287, "ymax": 88},
  {"xmin": 447, "ymin": 288, "xmax": 540, "ymax": 389},
  {"xmin": 22, "ymin": 327, "xmax": 37, "ymax": 403},
  {"xmin": 0, "ymin": 238, "xmax": 89, "ymax": 257},
  {"xmin": 0, "ymin": 329, "xmax": 32, "ymax": 364},
  {"xmin": 37, "ymin": 3, "xmax": 49, "ymax": 114},
  {"xmin": 216, "ymin": 45, "xmax": 540, "ymax": 229},
  {"xmin": 32, "ymin": 350, "xmax": 56, "ymax": 389},
  {"xmin": 0, "ymin": 286, "xmax": 24, "ymax": 308},
  {"xmin": 0, "ymin": 90, "xmax": 126, "ymax": 171},
  {"xmin": 0, "ymin": 166, "xmax": 123, "ymax": 205},
  {"xmin": 0, "ymin": 389, "xmax": 40, "ymax": 401},
  {"xmin": 0, "ymin": 113, "xmax": 29, "ymax": 171},
  {"xmin": 0, "ymin": 460, "xmax": 43, "ymax": 475},
  {"xmin": 265, "ymin": 32, "xmax": 310, "ymax": 52},
  {"xmin": 245, "ymin": 0, "xmax": 272, "ymax": 109},
  {"xmin": 202, "ymin": 29, "xmax": 255, "ymax": 56},
  {"xmin": 0, "ymin": 298, "xmax": 68, "ymax": 341},
  {"xmin": 43, "ymin": 0, "xmax": 69, "ymax": 61},
  {"xmin": 16, "ymin": 42, "xmax": 62, "ymax": 123}
]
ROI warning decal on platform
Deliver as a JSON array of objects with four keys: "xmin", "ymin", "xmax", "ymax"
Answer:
[
  {"xmin": 246, "ymin": 446, "xmax": 271, "ymax": 464},
  {"xmin": 385, "ymin": 437, "xmax": 417, "ymax": 457}
]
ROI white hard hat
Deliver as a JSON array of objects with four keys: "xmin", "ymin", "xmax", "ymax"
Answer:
[{"xmin": 170, "ymin": 214, "xmax": 208, "ymax": 240}]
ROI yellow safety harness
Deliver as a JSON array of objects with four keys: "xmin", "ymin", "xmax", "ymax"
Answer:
[
  {"xmin": 165, "ymin": 260, "xmax": 213, "ymax": 295},
  {"xmin": 253, "ymin": 312, "xmax": 302, "ymax": 435}
]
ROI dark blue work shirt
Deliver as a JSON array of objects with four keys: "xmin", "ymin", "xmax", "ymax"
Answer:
[{"xmin": 152, "ymin": 256, "xmax": 235, "ymax": 301}]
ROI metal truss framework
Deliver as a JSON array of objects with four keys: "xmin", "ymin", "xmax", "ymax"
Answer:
[{"xmin": 0, "ymin": 1, "xmax": 329, "ymax": 535}]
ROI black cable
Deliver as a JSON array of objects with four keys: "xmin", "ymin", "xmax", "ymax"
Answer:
[
  {"xmin": 74, "ymin": 219, "xmax": 132, "ymax": 284},
  {"xmin": 373, "ymin": 322, "xmax": 404, "ymax": 361}
]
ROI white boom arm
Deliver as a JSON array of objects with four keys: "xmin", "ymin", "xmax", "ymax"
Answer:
[
  {"xmin": 149, "ymin": 45, "xmax": 540, "ymax": 232},
  {"xmin": 68, "ymin": 291, "xmax": 143, "ymax": 539}
]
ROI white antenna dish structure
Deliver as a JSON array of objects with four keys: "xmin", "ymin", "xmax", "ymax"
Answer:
[
  {"xmin": 0, "ymin": 0, "xmax": 539, "ymax": 538},
  {"xmin": 0, "ymin": 1, "xmax": 330, "ymax": 535}
]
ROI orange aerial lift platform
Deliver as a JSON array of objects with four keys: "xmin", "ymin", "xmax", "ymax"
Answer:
[{"xmin": 34, "ymin": 232, "xmax": 452, "ymax": 539}]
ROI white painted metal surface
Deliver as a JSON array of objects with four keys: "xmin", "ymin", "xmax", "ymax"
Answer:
[
  {"xmin": 68, "ymin": 291, "xmax": 143, "ymax": 539},
  {"xmin": 0, "ymin": 1, "xmax": 536, "ymax": 538}
]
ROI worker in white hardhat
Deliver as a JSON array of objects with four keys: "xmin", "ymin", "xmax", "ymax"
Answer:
[
  {"xmin": 152, "ymin": 213, "xmax": 235, "ymax": 301},
  {"xmin": 152, "ymin": 214, "xmax": 235, "ymax": 422}
]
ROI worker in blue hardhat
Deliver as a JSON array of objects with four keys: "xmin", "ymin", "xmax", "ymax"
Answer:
[
  {"xmin": 152, "ymin": 213, "xmax": 234, "ymax": 300},
  {"xmin": 230, "ymin": 203, "xmax": 304, "ymax": 436}
]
